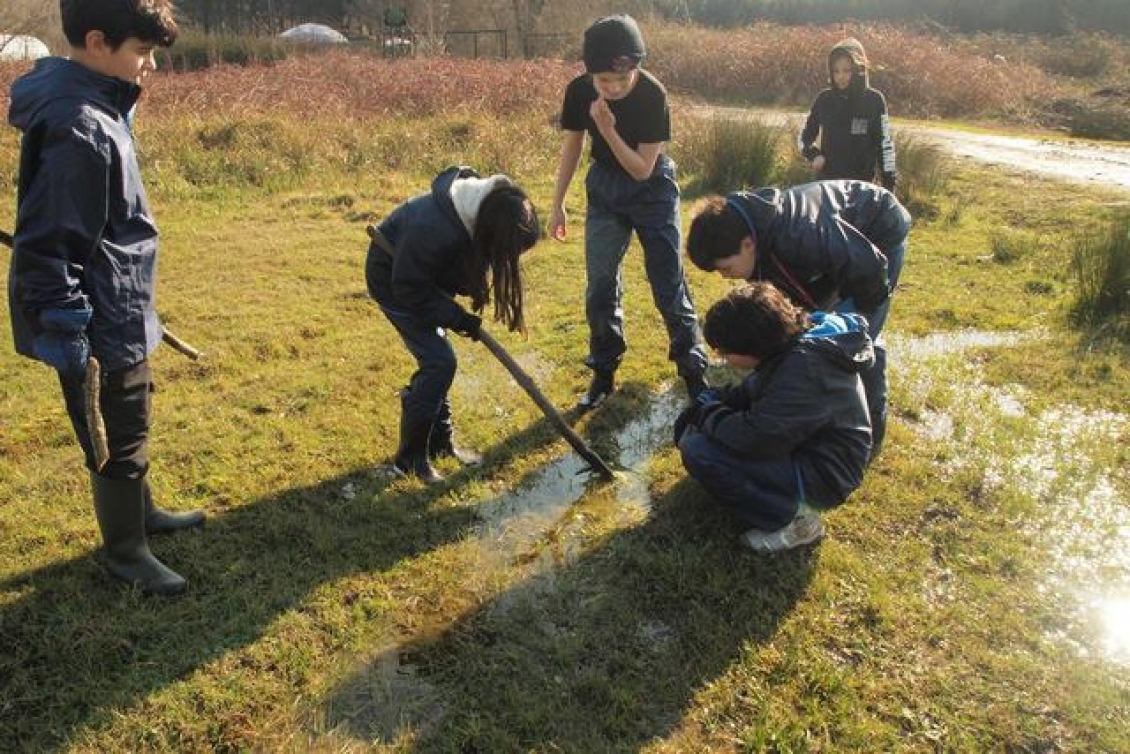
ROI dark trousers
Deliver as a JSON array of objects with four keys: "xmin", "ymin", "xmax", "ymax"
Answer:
[
  {"xmin": 679, "ymin": 428, "xmax": 825, "ymax": 532},
  {"xmin": 59, "ymin": 359, "xmax": 152, "ymax": 480},
  {"xmin": 375, "ymin": 302, "xmax": 457, "ymax": 425},
  {"xmin": 583, "ymin": 157, "xmax": 707, "ymax": 378},
  {"xmin": 837, "ymin": 237, "xmax": 908, "ymax": 453}
]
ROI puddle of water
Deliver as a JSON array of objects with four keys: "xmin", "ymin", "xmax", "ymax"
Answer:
[
  {"xmin": 328, "ymin": 391, "xmax": 687, "ymax": 742},
  {"xmin": 895, "ymin": 329, "xmax": 1130, "ymax": 667},
  {"xmin": 473, "ymin": 390, "xmax": 684, "ymax": 565}
]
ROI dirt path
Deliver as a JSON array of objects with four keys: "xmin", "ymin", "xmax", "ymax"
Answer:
[{"xmin": 694, "ymin": 104, "xmax": 1130, "ymax": 191}]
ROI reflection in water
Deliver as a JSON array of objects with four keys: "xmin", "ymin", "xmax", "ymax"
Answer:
[
  {"xmin": 1099, "ymin": 596, "xmax": 1130, "ymax": 663},
  {"xmin": 472, "ymin": 391, "xmax": 684, "ymax": 571},
  {"xmin": 895, "ymin": 329, "xmax": 1130, "ymax": 667}
]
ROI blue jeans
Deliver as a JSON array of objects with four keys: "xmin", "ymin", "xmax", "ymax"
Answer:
[
  {"xmin": 373, "ymin": 303, "xmax": 457, "ymax": 425},
  {"xmin": 678, "ymin": 428, "xmax": 811, "ymax": 531},
  {"xmin": 583, "ymin": 157, "xmax": 707, "ymax": 378}
]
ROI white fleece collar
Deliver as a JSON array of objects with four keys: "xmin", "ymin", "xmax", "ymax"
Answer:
[{"xmin": 450, "ymin": 174, "xmax": 514, "ymax": 235}]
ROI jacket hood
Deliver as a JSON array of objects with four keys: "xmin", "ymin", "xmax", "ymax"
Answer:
[
  {"xmin": 427, "ymin": 166, "xmax": 478, "ymax": 240},
  {"xmin": 9, "ymin": 56, "xmax": 141, "ymax": 132},
  {"xmin": 799, "ymin": 311, "xmax": 874, "ymax": 373},
  {"xmin": 828, "ymin": 38, "xmax": 869, "ymax": 95}
]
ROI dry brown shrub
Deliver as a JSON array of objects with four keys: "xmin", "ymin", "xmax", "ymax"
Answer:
[{"xmin": 647, "ymin": 21, "xmax": 1058, "ymax": 120}]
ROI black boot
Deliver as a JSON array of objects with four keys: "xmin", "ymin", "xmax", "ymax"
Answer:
[
  {"xmin": 578, "ymin": 369, "xmax": 615, "ymax": 410},
  {"xmin": 393, "ymin": 412, "xmax": 444, "ymax": 484},
  {"xmin": 90, "ymin": 473, "xmax": 187, "ymax": 595},
  {"xmin": 428, "ymin": 400, "xmax": 482, "ymax": 466},
  {"xmin": 684, "ymin": 372, "xmax": 711, "ymax": 403},
  {"xmin": 144, "ymin": 481, "xmax": 205, "ymax": 535}
]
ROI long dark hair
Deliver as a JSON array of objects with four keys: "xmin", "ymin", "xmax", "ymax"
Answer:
[{"xmin": 467, "ymin": 185, "xmax": 540, "ymax": 334}]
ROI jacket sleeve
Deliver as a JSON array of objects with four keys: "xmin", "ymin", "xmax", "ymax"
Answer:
[
  {"xmin": 798, "ymin": 97, "xmax": 822, "ymax": 161},
  {"xmin": 874, "ymin": 92, "xmax": 897, "ymax": 189},
  {"xmin": 698, "ymin": 351, "xmax": 830, "ymax": 461},
  {"xmin": 11, "ymin": 127, "xmax": 107, "ymax": 330},
  {"xmin": 389, "ymin": 225, "xmax": 467, "ymax": 328}
]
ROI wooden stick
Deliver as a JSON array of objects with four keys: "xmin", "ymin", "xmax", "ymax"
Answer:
[
  {"xmin": 161, "ymin": 327, "xmax": 202, "ymax": 360},
  {"xmin": 85, "ymin": 357, "xmax": 111, "ymax": 472},
  {"xmin": 477, "ymin": 327, "xmax": 615, "ymax": 480}
]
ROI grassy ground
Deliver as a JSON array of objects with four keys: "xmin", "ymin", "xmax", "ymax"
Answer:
[{"xmin": 1, "ymin": 74, "xmax": 1129, "ymax": 752}]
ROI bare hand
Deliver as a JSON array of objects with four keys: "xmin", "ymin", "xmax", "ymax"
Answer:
[
  {"xmin": 590, "ymin": 97, "xmax": 615, "ymax": 133},
  {"xmin": 550, "ymin": 206, "xmax": 568, "ymax": 242},
  {"xmin": 812, "ymin": 155, "xmax": 826, "ymax": 172}
]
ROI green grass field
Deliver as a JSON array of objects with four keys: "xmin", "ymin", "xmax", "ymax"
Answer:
[{"xmin": 1, "ymin": 65, "xmax": 1129, "ymax": 752}]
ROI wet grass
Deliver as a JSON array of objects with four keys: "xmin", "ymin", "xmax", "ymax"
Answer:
[{"xmin": 2, "ymin": 120, "xmax": 1129, "ymax": 751}]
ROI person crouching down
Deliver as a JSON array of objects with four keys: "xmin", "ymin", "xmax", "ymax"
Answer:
[
  {"xmin": 675, "ymin": 283, "xmax": 874, "ymax": 553},
  {"xmin": 365, "ymin": 166, "xmax": 541, "ymax": 483}
]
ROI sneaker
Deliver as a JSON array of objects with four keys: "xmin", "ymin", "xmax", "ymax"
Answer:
[
  {"xmin": 578, "ymin": 370, "xmax": 615, "ymax": 410},
  {"xmin": 740, "ymin": 510, "xmax": 825, "ymax": 553}
]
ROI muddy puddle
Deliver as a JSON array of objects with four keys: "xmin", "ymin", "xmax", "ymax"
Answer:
[
  {"xmin": 893, "ymin": 329, "xmax": 1130, "ymax": 666},
  {"xmin": 471, "ymin": 389, "xmax": 684, "ymax": 569}
]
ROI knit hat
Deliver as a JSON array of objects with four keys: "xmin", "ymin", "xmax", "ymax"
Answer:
[{"xmin": 582, "ymin": 15, "xmax": 646, "ymax": 74}]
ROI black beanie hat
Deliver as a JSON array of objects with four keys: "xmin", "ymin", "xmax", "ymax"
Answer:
[{"xmin": 583, "ymin": 14, "xmax": 646, "ymax": 74}]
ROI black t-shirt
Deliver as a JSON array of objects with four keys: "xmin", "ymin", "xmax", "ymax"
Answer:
[{"xmin": 559, "ymin": 69, "xmax": 670, "ymax": 174}]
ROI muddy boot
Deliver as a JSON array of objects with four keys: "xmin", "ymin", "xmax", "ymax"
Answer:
[
  {"xmin": 428, "ymin": 400, "xmax": 482, "ymax": 466},
  {"xmin": 144, "ymin": 481, "xmax": 205, "ymax": 535},
  {"xmin": 393, "ymin": 412, "xmax": 443, "ymax": 484},
  {"xmin": 578, "ymin": 368, "xmax": 615, "ymax": 410},
  {"xmin": 90, "ymin": 473, "xmax": 187, "ymax": 595}
]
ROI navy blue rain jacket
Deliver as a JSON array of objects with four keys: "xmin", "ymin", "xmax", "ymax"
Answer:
[
  {"xmin": 698, "ymin": 312, "xmax": 874, "ymax": 504},
  {"xmin": 367, "ymin": 166, "xmax": 479, "ymax": 327},
  {"xmin": 729, "ymin": 180, "xmax": 911, "ymax": 315},
  {"xmin": 8, "ymin": 57, "xmax": 162, "ymax": 371}
]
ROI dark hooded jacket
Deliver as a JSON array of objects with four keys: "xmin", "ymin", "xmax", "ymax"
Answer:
[
  {"xmin": 697, "ymin": 311, "xmax": 874, "ymax": 504},
  {"xmin": 799, "ymin": 39, "xmax": 897, "ymax": 189},
  {"xmin": 727, "ymin": 180, "xmax": 911, "ymax": 315},
  {"xmin": 365, "ymin": 166, "xmax": 483, "ymax": 328},
  {"xmin": 8, "ymin": 57, "xmax": 163, "ymax": 371}
]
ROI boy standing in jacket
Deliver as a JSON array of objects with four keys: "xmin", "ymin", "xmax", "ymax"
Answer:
[
  {"xmin": 799, "ymin": 38, "xmax": 897, "ymax": 190},
  {"xmin": 685, "ymin": 180, "xmax": 910, "ymax": 458},
  {"xmin": 8, "ymin": 0, "xmax": 201, "ymax": 595},
  {"xmin": 677, "ymin": 283, "xmax": 874, "ymax": 552}
]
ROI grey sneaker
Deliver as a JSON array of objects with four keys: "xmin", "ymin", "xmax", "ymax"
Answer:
[{"xmin": 740, "ymin": 510, "xmax": 825, "ymax": 553}]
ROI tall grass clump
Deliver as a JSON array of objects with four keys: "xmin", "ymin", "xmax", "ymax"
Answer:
[
  {"xmin": 677, "ymin": 116, "xmax": 786, "ymax": 194},
  {"xmin": 1070, "ymin": 212, "xmax": 1130, "ymax": 339},
  {"xmin": 894, "ymin": 134, "xmax": 952, "ymax": 218}
]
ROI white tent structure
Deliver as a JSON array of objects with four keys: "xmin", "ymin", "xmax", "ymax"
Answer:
[
  {"xmin": 0, "ymin": 34, "xmax": 50, "ymax": 61},
  {"xmin": 279, "ymin": 23, "xmax": 348, "ymax": 44}
]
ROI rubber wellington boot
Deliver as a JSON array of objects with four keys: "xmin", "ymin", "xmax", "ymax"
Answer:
[
  {"xmin": 578, "ymin": 369, "xmax": 615, "ymax": 410},
  {"xmin": 392, "ymin": 413, "xmax": 444, "ymax": 484},
  {"xmin": 144, "ymin": 481, "xmax": 205, "ymax": 535},
  {"xmin": 428, "ymin": 400, "xmax": 482, "ymax": 466},
  {"xmin": 90, "ymin": 473, "xmax": 187, "ymax": 595}
]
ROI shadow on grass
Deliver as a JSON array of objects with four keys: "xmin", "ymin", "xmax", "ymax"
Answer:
[
  {"xmin": 0, "ymin": 408, "xmax": 591, "ymax": 750},
  {"xmin": 323, "ymin": 453, "xmax": 816, "ymax": 749}
]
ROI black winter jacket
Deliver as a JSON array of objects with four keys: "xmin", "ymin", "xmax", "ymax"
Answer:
[
  {"xmin": 698, "ymin": 312, "xmax": 874, "ymax": 504},
  {"xmin": 366, "ymin": 166, "xmax": 481, "ymax": 328},
  {"xmin": 799, "ymin": 40, "xmax": 897, "ymax": 189},
  {"xmin": 728, "ymin": 180, "xmax": 911, "ymax": 315},
  {"xmin": 8, "ymin": 57, "xmax": 162, "ymax": 371}
]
